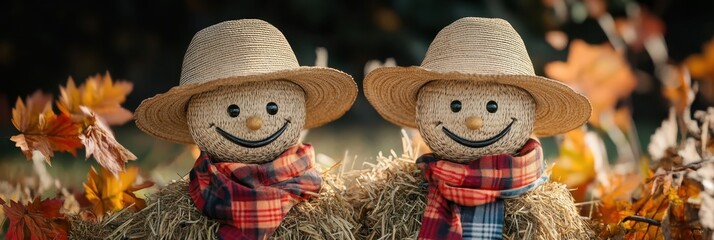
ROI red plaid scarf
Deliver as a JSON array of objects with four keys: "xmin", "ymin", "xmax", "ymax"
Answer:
[
  {"xmin": 189, "ymin": 144, "xmax": 322, "ymax": 240},
  {"xmin": 417, "ymin": 139, "xmax": 545, "ymax": 240}
]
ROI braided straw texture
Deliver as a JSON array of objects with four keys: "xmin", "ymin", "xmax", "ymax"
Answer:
[
  {"xmin": 180, "ymin": 19, "xmax": 298, "ymax": 85},
  {"xmin": 416, "ymin": 81, "xmax": 535, "ymax": 162},
  {"xmin": 135, "ymin": 19, "xmax": 357, "ymax": 144},
  {"xmin": 187, "ymin": 81, "xmax": 305, "ymax": 163},
  {"xmin": 363, "ymin": 17, "xmax": 591, "ymax": 137}
]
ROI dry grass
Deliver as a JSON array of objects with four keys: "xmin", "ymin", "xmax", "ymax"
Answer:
[
  {"xmin": 347, "ymin": 133, "xmax": 594, "ymax": 240},
  {"xmin": 272, "ymin": 166, "xmax": 359, "ymax": 240},
  {"xmin": 503, "ymin": 181, "xmax": 593, "ymax": 240},
  {"xmin": 347, "ymin": 151, "xmax": 425, "ymax": 240},
  {"xmin": 69, "ymin": 165, "xmax": 359, "ymax": 240},
  {"xmin": 69, "ymin": 179, "xmax": 219, "ymax": 240},
  {"xmin": 68, "ymin": 133, "xmax": 592, "ymax": 239}
]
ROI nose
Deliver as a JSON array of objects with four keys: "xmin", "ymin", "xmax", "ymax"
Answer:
[
  {"xmin": 465, "ymin": 116, "xmax": 483, "ymax": 130},
  {"xmin": 246, "ymin": 116, "xmax": 263, "ymax": 131}
]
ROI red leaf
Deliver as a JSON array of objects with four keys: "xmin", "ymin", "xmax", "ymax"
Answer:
[
  {"xmin": 10, "ymin": 92, "xmax": 82, "ymax": 163},
  {"xmin": 2, "ymin": 197, "xmax": 69, "ymax": 240}
]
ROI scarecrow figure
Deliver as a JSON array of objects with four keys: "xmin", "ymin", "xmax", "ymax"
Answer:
[
  {"xmin": 364, "ymin": 17, "xmax": 591, "ymax": 239},
  {"xmin": 134, "ymin": 19, "xmax": 357, "ymax": 239}
]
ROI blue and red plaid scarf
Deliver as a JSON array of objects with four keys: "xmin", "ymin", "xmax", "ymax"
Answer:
[
  {"xmin": 417, "ymin": 139, "xmax": 547, "ymax": 240},
  {"xmin": 189, "ymin": 144, "xmax": 322, "ymax": 240}
]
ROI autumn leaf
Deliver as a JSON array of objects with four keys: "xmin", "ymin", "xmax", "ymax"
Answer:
[
  {"xmin": 79, "ymin": 106, "xmax": 137, "ymax": 175},
  {"xmin": 545, "ymin": 39, "xmax": 637, "ymax": 126},
  {"xmin": 10, "ymin": 91, "xmax": 83, "ymax": 162},
  {"xmin": 662, "ymin": 65, "xmax": 696, "ymax": 116},
  {"xmin": 621, "ymin": 177, "xmax": 703, "ymax": 239},
  {"xmin": 3, "ymin": 197, "xmax": 70, "ymax": 240},
  {"xmin": 595, "ymin": 173, "xmax": 641, "ymax": 222},
  {"xmin": 0, "ymin": 183, "xmax": 31, "ymax": 235},
  {"xmin": 685, "ymin": 39, "xmax": 714, "ymax": 103},
  {"xmin": 551, "ymin": 127, "xmax": 598, "ymax": 201},
  {"xmin": 83, "ymin": 166, "xmax": 152, "ymax": 218},
  {"xmin": 57, "ymin": 72, "xmax": 133, "ymax": 126},
  {"xmin": 686, "ymin": 38, "xmax": 714, "ymax": 81}
]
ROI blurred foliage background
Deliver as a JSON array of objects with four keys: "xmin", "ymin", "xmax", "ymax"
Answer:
[{"xmin": 1, "ymin": 0, "xmax": 714, "ymax": 189}]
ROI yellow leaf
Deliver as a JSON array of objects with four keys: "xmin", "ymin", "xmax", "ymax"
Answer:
[
  {"xmin": 551, "ymin": 128, "xmax": 596, "ymax": 193},
  {"xmin": 58, "ymin": 72, "xmax": 133, "ymax": 126},
  {"xmin": 83, "ymin": 166, "xmax": 152, "ymax": 218}
]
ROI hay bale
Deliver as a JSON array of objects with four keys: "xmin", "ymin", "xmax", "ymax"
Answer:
[
  {"xmin": 273, "ymin": 170, "xmax": 359, "ymax": 240},
  {"xmin": 347, "ymin": 152, "xmax": 425, "ymax": 239},
  {"xmin": 69, "ymin": 168, "xmax": 358, "ymax": 240},
  {"xmin": 69, "ymin": 179, "xmax": 220, "ymax": 240},
  {"xmin": 503, "ymin": 181, "xmax": 593, "ymax": 240},
  {"xmin": 67, "ymin": 131, "xmax": 590, "ymax": 239},
  {"xmin": 348, "ymin": 150, "xmax": 593, "ymax": 240}
]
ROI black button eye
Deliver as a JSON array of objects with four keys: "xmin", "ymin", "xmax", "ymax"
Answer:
[
  {"xmin": 450, "ymin": 100, "xmax": 462, "ymax": 113},
  {"xmin": 266, "ymin": 102, "xmax": 278, "ymax": 115},
  {"xmin": 227, "ymin": 104, "xmax": 240, "ymax": 118},
  {"xmin": 486, "ymin": 101, "xmax": 498, "ymax": 113}
]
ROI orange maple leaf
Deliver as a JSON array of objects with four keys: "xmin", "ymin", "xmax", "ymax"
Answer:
[
  {"xmin": 83, "ymin": 166, "xmax": 152, "ymax": 218},
  {"xmin": 2, "ymin": 197, "xmax": 70, "ymax": 240},
  {"xmin": 57, "ymin": 72, "xmax": 133, "ymax": 126},
  {"xmin": 545, "ymin": 39, "xmax": 637, "ymax": 126},
  {"xmin": 80, "ymin": 106, "xmax": 137, "ymax": 175},
  {"xmin": 10, "ymin": 91, "xmax": 83, "ymax": 162}
]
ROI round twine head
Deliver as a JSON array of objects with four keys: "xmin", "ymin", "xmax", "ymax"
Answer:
[
  {"xmin": 363, "ymin": 17, "xmax": 591, "ymax": 137},
  {"xmin": 134, "ymin": 19, "xmax": 357, "ymax": 144},
  {"xmin": 416, "ymin": 81, "xmax": 535, "ymax": 162},
  {"xmin": 187, "ymin": 81, "xmax": 305, "ymax": 163}
]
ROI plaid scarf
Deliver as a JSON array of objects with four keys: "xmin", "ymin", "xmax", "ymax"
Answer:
[
  {"xmin": 417, "ymin": 139, "xmax": 547, "ymax": 240},
  {"xmin": 189, "ymin": 144, "xmax": 322, "ymax": 240}
]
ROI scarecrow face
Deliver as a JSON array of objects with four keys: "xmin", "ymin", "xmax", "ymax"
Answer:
[
  {"xmin": 187, "ymin": 80, "xmax": 306, "ymax": 163},
  {"xmin": 416, "ymin": 81, "xmax": 535, "ymax": 163}
]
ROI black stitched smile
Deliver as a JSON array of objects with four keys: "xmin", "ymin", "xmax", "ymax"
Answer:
[
  {"xmin": 213, "ymin": 120, "xmax": 290, "ymax": 148},
  {"xmin": 441, "ymin": 118, "xmax": 516, "ymax": 148}
]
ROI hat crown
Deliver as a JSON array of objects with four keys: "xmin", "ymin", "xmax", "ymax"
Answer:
[
  {"xmin": 179, "ymin": 19, "xmax": 299, "ymax": 85},
  {"xmin": 421, "ymin": 17, "xmax": 535, "ymax": 76}
]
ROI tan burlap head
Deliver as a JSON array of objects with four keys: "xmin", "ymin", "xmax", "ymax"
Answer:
[
  {"xmin": 417, "ymin": 81, "xmax": 535, "ymax": 162},
  {"xmin": 187, "ymin": 81, "xmax": 305, "ymax": 163}
]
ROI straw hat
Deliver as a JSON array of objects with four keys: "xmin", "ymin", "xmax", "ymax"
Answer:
[
  {"xmin": 363, "ymin": 17, "xmax": 591, "ymax": 136},
  {"xmin": 135, "ymin": 19, "xmax": 357, "ymax": 144}
]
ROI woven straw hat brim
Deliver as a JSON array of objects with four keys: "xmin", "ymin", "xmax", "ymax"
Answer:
[
  {"xmin": 135, "ymin": 66, "xmax": 357, "ymax": 145},
  {"xmin": 363, "ymin": 66, "xmax": 591, "ymax": 137}
]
